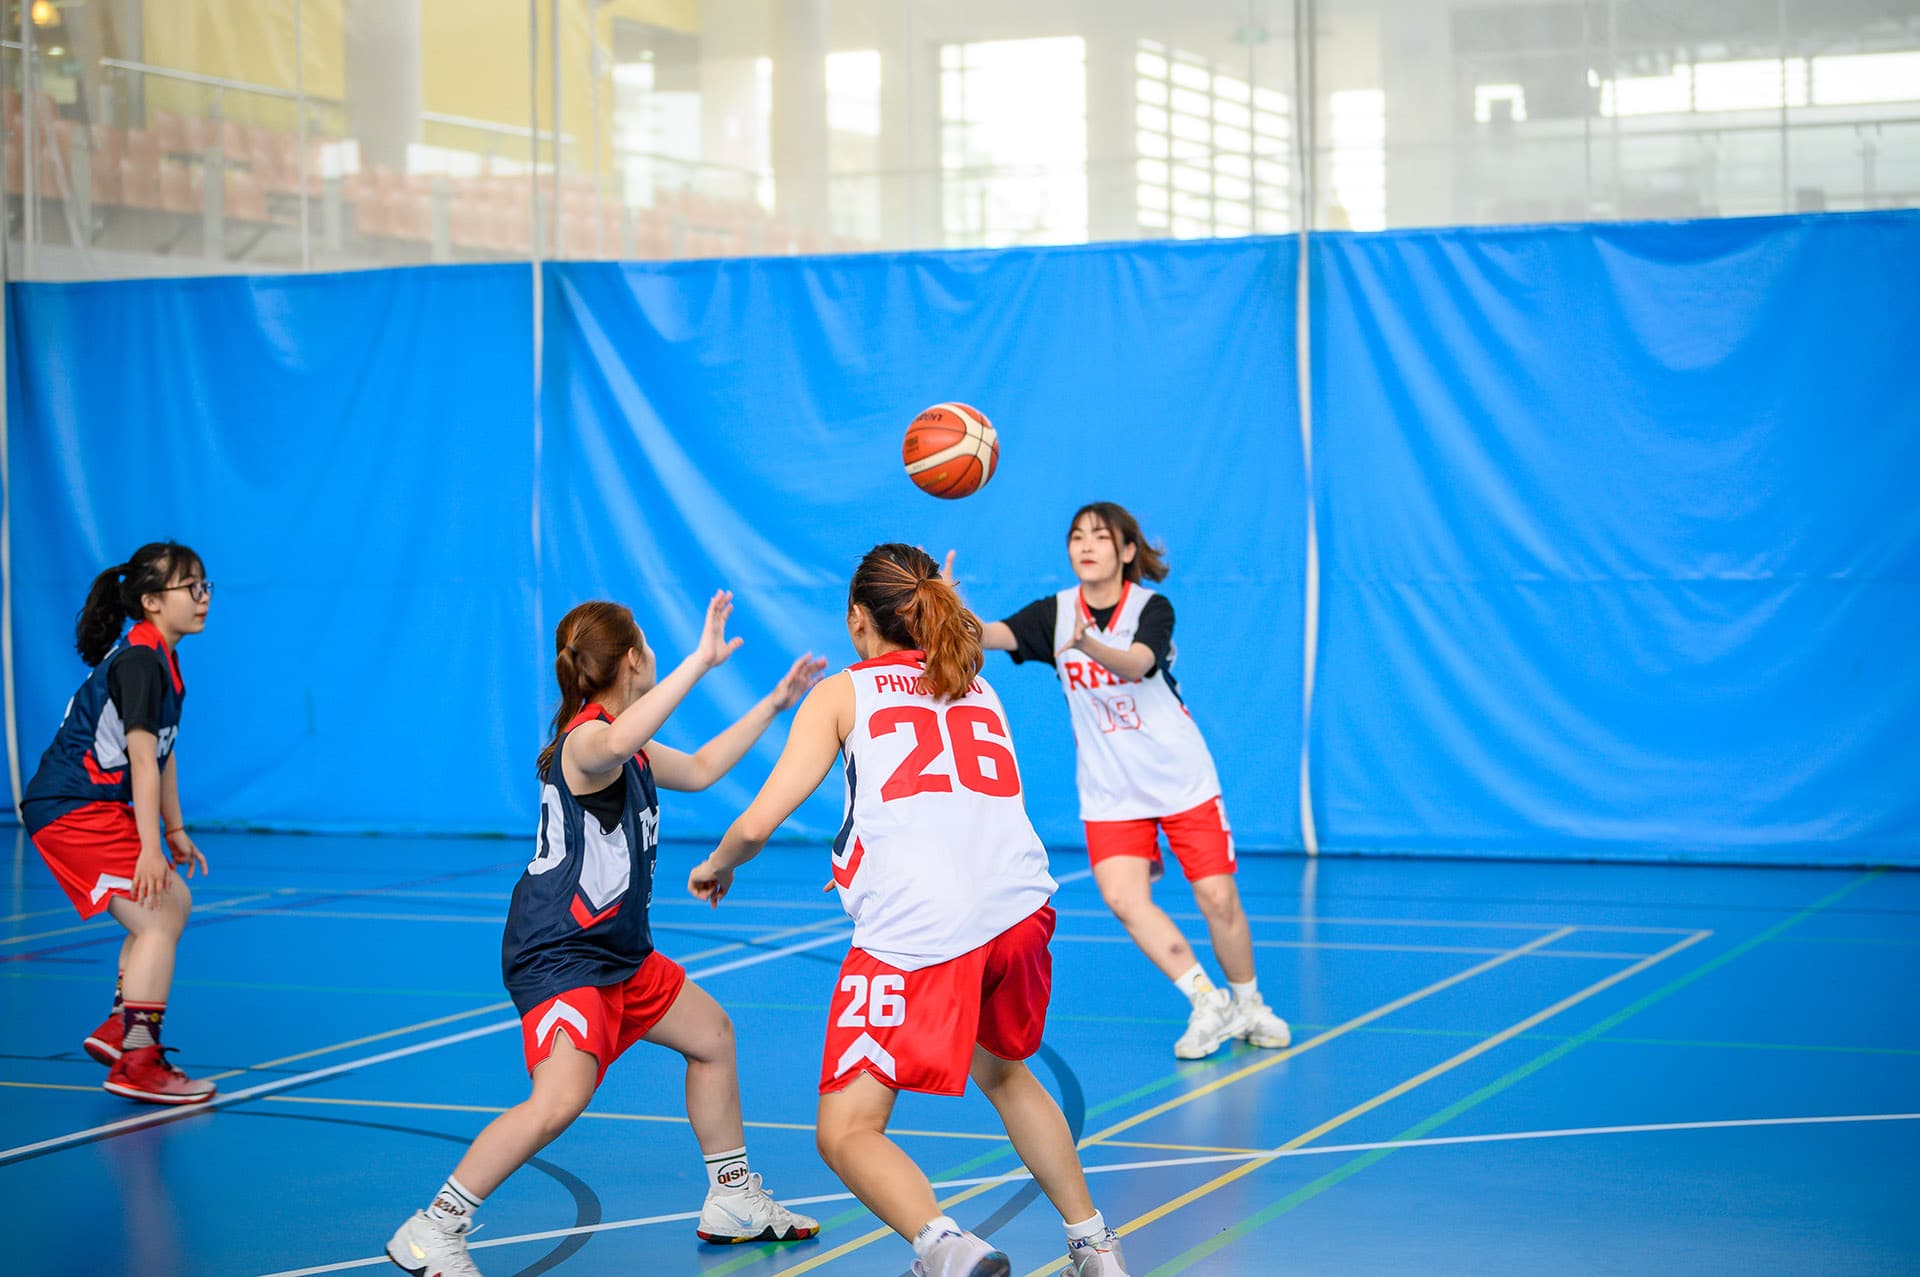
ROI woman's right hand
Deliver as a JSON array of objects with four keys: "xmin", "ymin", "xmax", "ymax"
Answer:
[
  {"xmin": 941, "ymin": 550, "xmax": 958, "ymax": 585},
  {"xmin": 688, "ymin": 858, "xmax": 734, "ymax": 908},
  {"xmin": 695, "ymin": 590, "xmax": 746, "ymax": 669},
  {"xmin": 132, "ymin": 847, "xmax": 172, "ymax": 905}
]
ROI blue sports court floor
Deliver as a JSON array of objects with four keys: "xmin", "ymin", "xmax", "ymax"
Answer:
[{"xmin": 2, "ymin": 830, "xmax": 1914, "ymax": 1276}]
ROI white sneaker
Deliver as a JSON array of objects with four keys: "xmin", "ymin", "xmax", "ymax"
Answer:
[
  {"xmin": 1064, "ymin": 1227, "xmax": 1132, "ymax": 1276},
  {"xmin": 1173, "ymin": 987, "xmax": 1244, "ymax": 1059},
  {"xmin": 696, "ymin": 1172, "xmax": 820, "ymax": 1243},
  {"xmin": 912, "ymin": 1228, "xmax": 1011, "ymax": 1277},
  {"xmin": 1234, "ymin": 996, "xmax": 1292, "ymax": 1049},
  {"xmin": 386, "ymin": 1211, "xmax": 482, "ymax": 1277}
]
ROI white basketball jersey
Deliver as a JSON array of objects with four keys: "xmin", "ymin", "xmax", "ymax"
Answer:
[
  {"xmin": 1053, "ymin": 584, "xmax": 1221, "ymax": 821},
  {"xmin": 833, "ymin": 652, "xmax": 1057, "ymax": 972}
]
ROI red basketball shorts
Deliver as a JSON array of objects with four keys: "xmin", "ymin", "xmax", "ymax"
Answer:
[
  {"xmin": 518, "ymin": 951, "xmax": 688, "ymax": 1085},
  {"xmin": 31, "ymin": 801, "xmax": 144, "ymax": 919},
  {"xmin": 1084, "ymin": 796, "xmax": 1236, "ymax": 882},
  {"xmin": 820, "ymin": 905, "xmax": 1055, "ymax": 1097}
]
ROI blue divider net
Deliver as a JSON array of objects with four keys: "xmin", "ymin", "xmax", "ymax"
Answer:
[
  {"xmin": 11, "ymin": 215, "xmax": 1913, "ymax": 864},
  {"xmin": 1310, "ymin": 213, "xmax": 1920, "ymax": 864},
  {"xmin": 7, "ymin": 266, "xmax": 539, "ymax": 834},
  {"xmin": 540, "ymin": 240, "xmax": 1305, "ymax": 848}
]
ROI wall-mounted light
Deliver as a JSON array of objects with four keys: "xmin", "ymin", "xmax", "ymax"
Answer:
[{"xmin": 30, "ymin": 1, "xmax": 57, "ymax": 27}]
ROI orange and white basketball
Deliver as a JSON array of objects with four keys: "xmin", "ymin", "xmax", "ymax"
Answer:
[{"xmin": 903, "ymin": 402, "xmax": 999, "ymax": 499}]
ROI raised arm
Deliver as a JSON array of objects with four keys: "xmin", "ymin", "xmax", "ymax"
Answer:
[
  {"xmin": 567, "ymin": 590, "xmax": 743, "ymax": 777},
  {"xmin": 943, "ymin": 550, "xmax": 1016, "ymax": 650},
  {"xmin": 649, "ymin": 652, "xmax": 828, "ymax": 792},
  {"xmin": 687, "ymin": 672, "xmax": 853, "ymax": 907}
]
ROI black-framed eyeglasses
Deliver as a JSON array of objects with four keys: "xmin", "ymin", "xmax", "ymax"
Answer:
[{"xmin": 158, "ymin": 580, "xmax": 215, "ymax": 602}]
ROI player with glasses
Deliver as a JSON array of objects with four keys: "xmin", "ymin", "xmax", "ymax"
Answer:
[{"xmin": 20, "ymin": 542, "xmax": 219, "ymax": 1104}]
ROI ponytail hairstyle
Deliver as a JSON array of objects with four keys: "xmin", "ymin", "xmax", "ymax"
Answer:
[
  {"xmin": 1069, "ymin": 501, "xmax": 1168, "ymax": 583},
  {"xmin": 74, "ymin": 541, "xmax": 205, "ymax": 666},
  {"xmin": 848, "ymin": 543, "xmax": 983, "ymax": 702},
  {"xmin": 537, "ymin": 601, "xmax": 644, "ymax": 778}
]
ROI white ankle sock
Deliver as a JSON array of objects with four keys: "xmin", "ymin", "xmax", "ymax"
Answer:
[
  {"xmin": 1228, "ymin": 978, "xmax": 1260, "ymax": 1003},
  {"xmin": 1065, "ymin": 1211, "xmax": 1107, "ymax": 1243},
  {"xmin": 913, "ymin": 1215, "xmax": 961, "ymax": 1261},
  {"xmin": 1174, "ymin": 965, "xmax": 1213, "ymax": 1000},
  {"xmin": 704, "ymin": 1145, "xmax": 751, "ymax": 1194},
  {"xmin": 427, "ymin": 1175, "xmax": 483, "ymax": 1227}
]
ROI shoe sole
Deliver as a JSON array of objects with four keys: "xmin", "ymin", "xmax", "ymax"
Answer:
[
  {"xmin": 1242, "ymin": 1032, "xmax": 1292, "ymax": 1049},
  {"xmin": 83, "ymin": 1037, "xmax": 123, "ymax": 1064},
  {"xmin": 1173, "ymin": 1032, "xmax": 1235, "ymax": 1059},
  {"xmin": 102, "ymin": 1080, "xmax": 216, "ymax": 1105},
  {"xmin": 384, "ymin": 1250, "xmax": 426, "ymax": 1277},
  {"xmin": 697, "ymin": 1223, "xmax": 820, "ymax": 1244}
]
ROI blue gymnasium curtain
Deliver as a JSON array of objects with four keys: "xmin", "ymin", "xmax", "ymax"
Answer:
[
  {"xmin": 1309, "ymin": 211, "xmax": 1920, "ymax": 864},
  {"xmin": 540, "ymin": 239, "xmax": 1305, "ymax": 848},
  {"xmin": 7, "ymin": 266, "xmax": 539, "ymax": 834}
]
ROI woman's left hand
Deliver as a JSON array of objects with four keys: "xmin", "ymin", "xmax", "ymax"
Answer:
[
  {"xmin": 770, "ymin": 653, "xmax": 828, "ymax": 710},
  {"xmin": 165, "ymin": 829, "xmax": 208, "ymax": 878}
]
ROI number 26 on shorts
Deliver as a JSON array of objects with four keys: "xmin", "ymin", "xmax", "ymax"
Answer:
[{"xmin": 837, "ymin": 973, "xmax": 907, "ymax": 1027}]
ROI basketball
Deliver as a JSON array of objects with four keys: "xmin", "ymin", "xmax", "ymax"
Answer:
[{"xmin": 902, "ymin": 402, "xmax": 999, "ymax": 499}]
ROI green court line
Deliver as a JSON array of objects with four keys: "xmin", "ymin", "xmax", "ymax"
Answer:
[{"xmin": 1147, "ymin": 870, "xmax": 1887, "ymax": 1277}]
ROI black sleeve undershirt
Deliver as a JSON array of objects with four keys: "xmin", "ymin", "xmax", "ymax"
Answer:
[
  {"xmin": 107, "ymin": 650, "xmax": 168, "ymax": 736},
  {"xmin": 1131, "ymin": 594, "xmax": 1176, "ymax": 675},
  {"xmin": 999, "ymin": 596, "xmax": 1059, "ymax": 667}
]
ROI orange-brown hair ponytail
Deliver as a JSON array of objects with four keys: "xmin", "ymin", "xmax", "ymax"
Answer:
[
  {"xmin": 848, "ymin": 544, "xmax": 983, "ymax": 702},
  {"xmin": 537, "ymin": 601, "xmax": 643, "ymax": 778}
]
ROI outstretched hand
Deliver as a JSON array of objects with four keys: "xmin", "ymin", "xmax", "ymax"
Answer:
[
  {"xmin": 688, "ymin": 858, "xmax": 734, "ymax": 908},
  {"xmin": 696, "ymin": 590, "xmax": 746, "ymax": 668},
  {"xmin": 941, "ymin": 550, "xmax": 957, "ymax": 586},
  {"xmin": 770, "ymin": 653, "xmax": 829, "ymax": 710}
]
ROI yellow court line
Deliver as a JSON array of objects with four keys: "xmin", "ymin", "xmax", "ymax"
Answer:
[
  {"xmin": 202, "ymin": 1001, "xmax": 513, "ymax": 1083},
  {"xmin": 770, "ymin": 926, "xmax": 1577, "ymax": 1277},
  {"xmin": 1094, "ymin": 1139, "xmax": 1271, "ymax": 1155},
  {"xmin": 1084, "ymin": 928, "xmax": 1713, "ymax": 1266},
  {"xmin": 0, "ymin": 1079, "xmax": 99, "ymax": 1093},
  {"xmin": 1075, "ymin": 926, "xmax": 1578, "ymax": 1150}
]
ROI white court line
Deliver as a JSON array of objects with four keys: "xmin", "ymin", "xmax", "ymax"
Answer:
[
  {"xmin": 0, "ymin": 927, "xmax": 853, "ymax": 1166},
  {"xmin": 205, "ymin": 909, "xmax": 851, "ymax": 934},
  {"xmin": 1049, "ymin": 934, "xmax": 1651, "ymax": 960},
  {"xmin": 1, "ymin": 890, "xmax": 287, "ymax": 946},
  {"xmin": 1049, "ymin": 907, "xmax": 1702, "ymax": 936},
  {"xmin": 258, "ymin": 1111, "xmax": 1920, "ymax": 1277}
]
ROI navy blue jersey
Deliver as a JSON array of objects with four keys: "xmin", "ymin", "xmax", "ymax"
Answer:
[
  {"xmin": 502, "ymin": 705, "xmax": 662, "ymax": 1015},
  {"xmin": 21, "ymin": 622, "xmax": 184, "ymax": 834}
]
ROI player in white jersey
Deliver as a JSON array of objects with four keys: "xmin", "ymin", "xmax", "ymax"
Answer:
[
  {"xmin": 951, "ymin": 502, "xmax": 1292, "ymax": 1061},
  {"xmin": 691, "ymin": 545, "xmax": 1130, "ymax": 1277}
]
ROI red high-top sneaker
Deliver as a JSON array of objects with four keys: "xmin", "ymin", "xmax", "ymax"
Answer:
[
  {"xmin": 82, "ymin": 1013, "xmax": 125, "ymax": 1064},
  {"xmin": 104, "ymin": 1045, "xmax": 217, "ymax": 1105}
]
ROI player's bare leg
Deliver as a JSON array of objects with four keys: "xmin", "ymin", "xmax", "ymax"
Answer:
[
  {"xmin": 1091, "ymin": 856, "xmax": 1198, "ymax": 979},
  {"xmin": 1190, "ymin": 874, "xmax": 1254, "ymax": 983},
  {"xmin": 1192, "ymin": 874, "xmax": 1291, "ymax": 1051},
  {"xmin": 646, "ymin": 980, "xmax": 817, "ymax": 1242},
  {"xmin": 968, "ymin": 1049, "xmax": 1092, "ymax": 1220},
  {"xmin": 643, "ymin": 980, "xmax": 743, "ymax": 1154},
  {"xmin": 102, "ymin": 886, "xmax": 213, "ymax": 1104},
  {"xmin": 818, "ymin": 1074, "xmax": 1003, "ymax": 1273},
  {"xmin": 452, "ymin": 1035, "xmax": 598, "ymax": 1197}
]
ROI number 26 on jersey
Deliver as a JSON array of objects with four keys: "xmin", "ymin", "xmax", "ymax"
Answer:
[{"xmin": 870, "ymin": 704, "xmax": 1021, "ymax": 801}]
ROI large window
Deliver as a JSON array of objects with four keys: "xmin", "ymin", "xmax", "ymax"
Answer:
[
  {"xmin": 827, "ymin": 49, "xmax": 882, "ymax": 244},
  {"xmin": 1134, "ymin": 42, "xmax": 1292, "ymax": 240},
  {"xmin": 940, "ymin": 37, "xmax": 1087, "ymax": 248}
]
